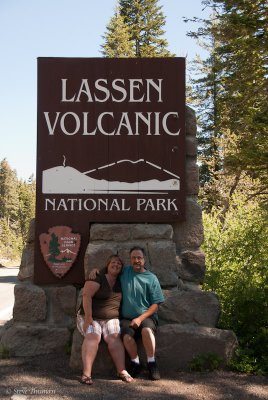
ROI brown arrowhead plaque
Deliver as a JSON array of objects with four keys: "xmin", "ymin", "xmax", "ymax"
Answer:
[{"xmin": 39, "ymin": 226, "xmax": 81, "ymax": 278}]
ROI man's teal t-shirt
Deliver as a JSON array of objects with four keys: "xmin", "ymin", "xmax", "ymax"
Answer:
[{"xmin": 120, "ymin": 265, "xmax": 164, "ymax": 320}]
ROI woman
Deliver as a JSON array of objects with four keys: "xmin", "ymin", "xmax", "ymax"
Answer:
[{"xmin": 77, "ymin": 254, "xmax": 133, "ymax": 385}]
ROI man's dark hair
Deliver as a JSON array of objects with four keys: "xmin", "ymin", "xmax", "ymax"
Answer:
[{"xmin": 129, "ymin": 246, "xmax": 145, "ymax": 256}]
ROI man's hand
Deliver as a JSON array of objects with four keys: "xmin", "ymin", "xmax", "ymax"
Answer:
[
  {"xmin": 130, "ymin": 317, "xmax": 142, "ymax": 329},
  {"xmin": 88, "ymin": 268, "xmax": 100, "ymax": 280}
]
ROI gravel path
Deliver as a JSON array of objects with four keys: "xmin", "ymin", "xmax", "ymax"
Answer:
[{"xmin": 0, "ymin": 353, "xmax": 267, "ymax": 400}]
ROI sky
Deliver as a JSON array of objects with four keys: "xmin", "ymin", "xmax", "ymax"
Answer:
[{"xmin": 0, "ymin": 0, "xmax": 209, "ymax": 180}]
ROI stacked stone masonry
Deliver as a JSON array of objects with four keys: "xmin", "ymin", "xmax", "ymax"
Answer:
[{"xmin": 0, "ymin": 107, "xmax": 237, "ymax": 374}]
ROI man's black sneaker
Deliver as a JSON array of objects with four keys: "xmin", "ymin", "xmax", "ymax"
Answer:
[
  {"xmin": 129, "ymin": 361, "xmax": 142, "ymax": 377},
  {"xmin": 147, "ymin": 361, "xmax": 160, "ymax": 380}
]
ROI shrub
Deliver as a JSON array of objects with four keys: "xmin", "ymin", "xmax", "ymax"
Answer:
[
  {"xmin": 190, "ymin": 352, "xmax": 223, "ymax": 372},
  {"xmin": 0, "ymin": 344, "xmax": 10, "ymax": 359},
  {"xmin": 202, "ymin": 193, "xmax": 268, "ymax": 374}
]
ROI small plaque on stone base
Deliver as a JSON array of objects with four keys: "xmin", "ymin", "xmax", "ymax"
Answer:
[{"xmin": 39, "ymin": 226, "xmax": 81, "ymax": 278}]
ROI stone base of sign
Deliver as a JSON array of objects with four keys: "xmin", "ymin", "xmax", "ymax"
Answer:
[
  {"xmin": 84, "ymin": 223, "xmax": 205, "ymax": 289},
  {"xmin": 0, "ymin": 323, "xmax": 70, "ymax": 357},
  {"xmin": 157, "ymin": 324, "xmax": 237, "ymax": 373},
  {"xmin": 0, "ymin": 107, "xmax": 238, "ymax": 372},
  {"xmin": 12, "ymin": 282, "xmax": 77, "ymax": 327},
  {"xmin": 18, "ymin": 236, "xmax": 34, "ymax": 281},
  {"xmin": 159, "ymin": 289, "xmax": 220, "ymax": 326},
  {"xmin": 0, "ymin": 220, "xmax": 237, "ymax": 370},
  {"xmin": 0, "ymin": 280, "xmax": 77, "ymax": 357},
  {"xmin": 69, "ymin": 324, "xmax": 237, "ymax": 374}
]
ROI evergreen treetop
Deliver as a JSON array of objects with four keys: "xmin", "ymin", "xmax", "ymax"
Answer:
[
  {"xmin": 119, "ymin": 0, "xmax": 173, "ymax": 57},
  {"xmin": 101, "ymin": 6, "xmax": 135, "ymax": 57}
]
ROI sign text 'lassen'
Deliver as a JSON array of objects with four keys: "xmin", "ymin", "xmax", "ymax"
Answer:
[{"xmin": 44, "ymin": 78, "xmax": 181, "ymax": 136}]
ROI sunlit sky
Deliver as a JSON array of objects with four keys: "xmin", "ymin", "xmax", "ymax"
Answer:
[{"xmin": 0, "ymin": 0, "xmax": 209, "ymax": 180}]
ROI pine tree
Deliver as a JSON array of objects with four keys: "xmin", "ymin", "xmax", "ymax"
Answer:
[
  {"xmin": 187, "ymin": 0, "xmax": 268, "ymax": 207},
  {"xmin": 187, "ymin": 19, "xmax": 223, "ymax": 186},
  {"xmin": 17, "ymin": 176, "xmax": 36, "ymax": 243},
  {"xmin": 211, "ymin": 0, "xmax": 268, "ymax": 201},
  {"xmin": 0, "ymin": 217, "xmax": 21, "ymax": 260},
  {"xmin": 0, "ymin": 158, "xmax": 19, "ymax": 229},
  {"xmin": 0, "ymin": 159, "xmax": 25, "ymax": 259},
  {"xmin": 0, "ymin": 159, "xmax": 36, "ymax": 260},
  {"xmin": 119, "ymin": 0, "xmax": 173, "ymax": 57},
  {"xmin": 101, "ymin": 6, "xmax": 135, "ymax": 57}
]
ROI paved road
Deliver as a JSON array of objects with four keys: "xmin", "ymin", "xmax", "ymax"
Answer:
[{"xmin": 0, "ymin": 267, "xmax": 19, "ymax": 325}]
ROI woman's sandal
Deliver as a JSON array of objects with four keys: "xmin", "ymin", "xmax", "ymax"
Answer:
[
  {"xmin": 80, "ymin": 374, "xmax": 93, "ymax": 385},
  {"xmin": 117, "ymin": 371, "xmax": 134, "ymax": 383}
]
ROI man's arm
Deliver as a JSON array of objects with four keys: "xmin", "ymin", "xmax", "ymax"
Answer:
[
  {"xmin": 129, "ymin": 304, "xmax": 159, "ymax": 329},
  {"xmin": 88, "ymin": 268, "xmax": 102, "ymax": 280}
]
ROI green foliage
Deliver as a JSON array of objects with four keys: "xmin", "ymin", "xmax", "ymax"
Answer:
[
  {"xmin": 190, "ymin": 352, "xmax": 223, "ymax": 372},
  {"xmin": 228, "ymin": 329, "xmax": 268, "ymax": 375},
  {"xmin": 202, "ymin": 193, "xmax": 268, "ymax": 374},
  {"xmin": 0, "ymin": 343, "xmax": 11, "ymax": 359},
  {"xmin": 0, "ymin": 159, "xmax": 35, "ymax": 262}
]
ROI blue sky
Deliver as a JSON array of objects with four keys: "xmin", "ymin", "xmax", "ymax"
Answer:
[{"xmin": 0, "ymin": 0, "xmax": 209, "ymax": 180}]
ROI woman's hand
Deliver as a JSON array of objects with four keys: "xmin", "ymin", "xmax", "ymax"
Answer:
[
  {"xmin": 82, "ymin": 281, "xmax": 100, "ymax": 334},
  {"xmin": 83, "ymin": 316, "xmax": 93, "ymax": 334}
]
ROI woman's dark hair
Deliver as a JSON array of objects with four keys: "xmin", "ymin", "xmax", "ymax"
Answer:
[{"xmin": 104, "ymin": 254, "xmax": 124, "ymax": 273}]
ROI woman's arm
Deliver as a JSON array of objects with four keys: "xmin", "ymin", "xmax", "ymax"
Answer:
[{"xmin": 82, "ymin": 280, "xmax": 100, "ymax": 334}]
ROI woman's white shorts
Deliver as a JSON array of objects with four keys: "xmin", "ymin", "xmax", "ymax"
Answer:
[{"xmin": 77, "ymin": 312, "xmax": 120, "ymax": 338}]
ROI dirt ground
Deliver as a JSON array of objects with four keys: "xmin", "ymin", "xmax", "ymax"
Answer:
[{"xmin": 0, "ymin": 352, "xmax": 267, "ymax": 400}]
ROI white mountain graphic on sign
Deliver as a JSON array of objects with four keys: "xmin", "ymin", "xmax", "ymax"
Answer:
[{"xmin": 42, "ymin": 159, "xmax": 180, "ymax": 194}]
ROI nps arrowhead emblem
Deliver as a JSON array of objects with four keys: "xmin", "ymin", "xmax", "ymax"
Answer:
[{"xmin": 39, "ymin": 226, "xmax": 81, "ymax": 278}]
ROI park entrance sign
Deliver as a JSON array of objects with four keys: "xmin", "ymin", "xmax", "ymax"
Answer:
[{"xmin": 35, "ymin": 57, "xmax": 185, "ymax": 283}]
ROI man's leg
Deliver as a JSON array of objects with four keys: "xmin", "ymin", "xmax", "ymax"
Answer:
[
  {"xmin": 141, "ymin": 326, "xmax": 155, "ymax": 358},
  {"xmin": 140, "ymin": 318, "xmax": 160, "ymax": 380},
  {"xmin": 121, "ymin": 319, "xmax": 142, "ymax": 377},
  {"xmin": 121, "ymin": 319, "xmax": 138, "ymax": 359},
  {"xmin": 123, "ymin": 333, "xmax": 138, "ymax": 359}
]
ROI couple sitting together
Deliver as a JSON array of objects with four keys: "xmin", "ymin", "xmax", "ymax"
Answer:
[{"xmin": 77, "ymin": 246, "xmax": 164, "ymax": 385}]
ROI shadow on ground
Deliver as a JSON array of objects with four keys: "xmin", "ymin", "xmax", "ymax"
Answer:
[{"xmin": 0, "ymin": 353, "xmax": 267, "ymax": 400}]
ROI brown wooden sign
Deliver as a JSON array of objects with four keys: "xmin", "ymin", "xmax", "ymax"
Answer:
[{"xmin": 35, "ymin": 57, "xmax": 185, "ymax": 284}]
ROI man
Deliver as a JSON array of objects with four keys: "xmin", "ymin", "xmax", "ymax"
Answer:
[
  {"xmin": 88, "ymin": 246, "xmax": 164, "ymax": 380},
  {"xmin": 120, "ymin": 246, "xmax": 164, "ymax": 380}
]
